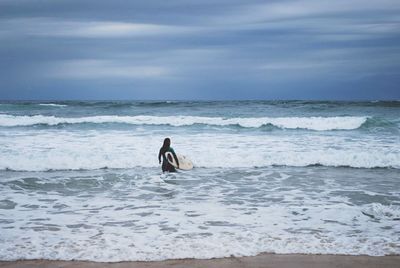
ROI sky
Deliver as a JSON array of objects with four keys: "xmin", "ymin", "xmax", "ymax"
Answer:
[{"xmin": 0, "ymin": 0, "xmax": 399, "ymax": 100}]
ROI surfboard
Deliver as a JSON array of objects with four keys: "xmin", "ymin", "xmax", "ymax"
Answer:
[{"xmin": 165, "ymin": 152, "xmax": 193, "ymax": 170}]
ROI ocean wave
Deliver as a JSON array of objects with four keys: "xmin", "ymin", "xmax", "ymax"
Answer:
[
  {"xmin": 0, "ymin": 132, "xmax": 398, "ymax": 171},
  {"xmin": 1, "ymin": 164, "xmax": 397, "ymax": 172},
  {"xmin": 359, "ymin": 117, "xmax": 399, "ymax": 130},
  {"xmin": 362, "ymin": 203, "xmax": 400, "ymax": 221},
  {"xmin": 0, "ymin": 114, "xmax": 369, "ymax": 131},
  {"xmin": 38, "ymin": 103, "xmax": 68, "ymax": 107}
]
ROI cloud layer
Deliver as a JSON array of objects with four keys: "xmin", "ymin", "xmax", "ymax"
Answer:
[{"xmin": 0, "ymin": 0, "xmax": 399, "ymax": 100}]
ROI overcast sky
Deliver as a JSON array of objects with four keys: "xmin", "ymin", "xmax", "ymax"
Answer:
[{"xmin": 0, "ymin": 0, "xmax": 399, "ymax": 100}]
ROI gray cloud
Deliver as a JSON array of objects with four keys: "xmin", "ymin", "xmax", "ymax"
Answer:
[
  {"xmin": 0, "ymin": 0, "xmax": 399, "ymax": 100},
  {"xmin": 44, "ymin": 59, "xmax": 170, "ymax": 79},
  {"xmin": 0, "ymin": 18, "xmax": 191, "ymax": 38}
]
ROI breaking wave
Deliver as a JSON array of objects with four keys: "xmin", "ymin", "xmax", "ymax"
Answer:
[
  {"xmin": 362, "ymin": 203, "xmax": 400, "ymax": 221},
  {"xmin": 0, "ymin": 114, "xmax": 369, "ymax": 131},
  {"xmin": 0, "ymin": 132, "xmax": 398, "ymax": 171},
  {"xmin": 38, "ymin": 103, "xmax": 68, "ymax": 107}
]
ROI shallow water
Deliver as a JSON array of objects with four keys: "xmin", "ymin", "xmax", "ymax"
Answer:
[
  {"xmin": 0, "ymin": 101, "xmax": 399, "ymax": 261},
  {"xmin": 1, "ymin": 167, "xmax": 399, "ymax": 261}
]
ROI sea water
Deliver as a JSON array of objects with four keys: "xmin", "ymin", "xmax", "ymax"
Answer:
[{"xmin": 0, "ymin": 100, "xmax": 399, "ymax": 261}]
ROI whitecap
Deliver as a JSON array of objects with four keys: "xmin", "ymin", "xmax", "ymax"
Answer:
[
  {"xmin": 0, "ymin": 114, "xmax": 368, "ymax": 131},
  {"xmin": 38, "ymin": 103, "xmax": 68, "ymax": 107},
  {"xmin": 362, "ymin": 203, "xmax": 400, "ymax": 220},
  {"xmin": 0, "ymin": 132, "xmax": 398, "ymax": 171}
]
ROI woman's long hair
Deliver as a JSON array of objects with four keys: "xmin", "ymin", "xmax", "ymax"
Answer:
[{"xmin": 160, "ymin": 138, "xmax": 171, "ymax": 155}]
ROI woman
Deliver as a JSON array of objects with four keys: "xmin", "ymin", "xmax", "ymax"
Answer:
[{"xmin": 158, "ymin": 138, "xmax": 179, "ymax": 172}]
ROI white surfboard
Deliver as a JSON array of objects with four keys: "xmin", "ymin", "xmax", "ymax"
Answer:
[{"xmin": 165, "ymin": 152, "xmax": 193, "ymax": 170}]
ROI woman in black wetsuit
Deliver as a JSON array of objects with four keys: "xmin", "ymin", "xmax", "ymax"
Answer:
[{"xmin": 158, "ymin": 138, "xmax": 179, "ymax": 172}]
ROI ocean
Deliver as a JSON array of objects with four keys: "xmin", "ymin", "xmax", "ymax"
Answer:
[{"xmin": 0, "ymin": 100, "xmax": 399, "ymax": 261}]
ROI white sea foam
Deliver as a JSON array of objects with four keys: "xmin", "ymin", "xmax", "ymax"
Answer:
[
  {"xmin": 362, "ymin": 203, "xmax": 400, "ymax": 220},
  {"xmin": 38, "ymin": 103, "xmax": 68, "ymax": 107},
  {"xmin": 0, "ymin": 114, "xmax": 368, "ymax": 130},
  {"xmin": 0, "ymin": 131, "xmax": 398, "ymax": 171},
  {"xmin": 1, "ymin": 102, "xmax": 398, "ymax": 261},
  {"xmin": 0, "ymin": 168, "xmax": 399, "ymax": 261}
]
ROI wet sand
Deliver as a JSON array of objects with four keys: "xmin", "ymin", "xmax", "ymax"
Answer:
[{"xmin": 1, "ymin": 254, "xmax": 399, "ymax": 268}]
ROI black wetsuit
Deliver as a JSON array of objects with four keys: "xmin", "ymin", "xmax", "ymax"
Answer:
[{"xmin": 158, "ymin": 147, "xmax": 179, "ymax": 172}]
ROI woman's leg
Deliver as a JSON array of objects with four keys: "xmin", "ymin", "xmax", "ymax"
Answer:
[
  {"xmin": 162, "ymin": 162, "xmax": 168, "ymax": 172},
  {"xmin": 167, "ymin": 163, "xmax": 176, "ymax": 172}
]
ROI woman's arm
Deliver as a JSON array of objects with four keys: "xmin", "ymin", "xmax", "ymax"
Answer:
[{"xmin": 158, "ymin": 149, "xmax": 162, "ymax": 164}]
